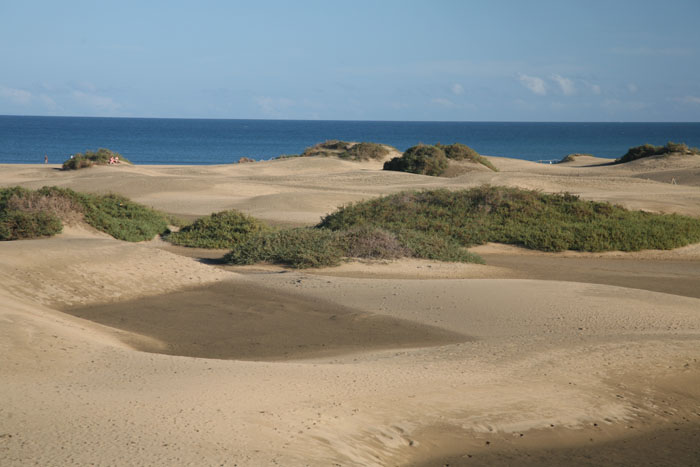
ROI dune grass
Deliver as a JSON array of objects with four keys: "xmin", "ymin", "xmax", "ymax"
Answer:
[
  {"xmin": 616, "ymin": 142, "xmax": 700, "ymax": 164},
  {"xmin": 318, "ymin": 186, "xmax": 700, "ymax": 252},
  {"xmin": 0, "ymin": 186, "xmax": 168, "ymax": 242},
  {"xmin": 62, "ymin": 148, "xmax": 131, "ymax": 170}
]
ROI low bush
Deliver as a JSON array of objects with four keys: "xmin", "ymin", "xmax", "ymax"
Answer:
[
  {"xmin": 224, "ymin": 228, "xmax": 344, "ymax": 268},
  {"xmin": 318, "ymin": 186, "xmax": 700, "ymax": 252},
  {"xmin": 339, "ymin": 143, "xmax": 391, "ymax": 161},
  {"xmin": 436, "ymin": 143, "xmax": 498, "ymax": 171},
  {"xmin": 62, "ymin": 148, "xmax": 131, "ymax": 170},
  {"xmin": 383, "ymin": 144, "xmax": 448, "ymax": 176},
  {"xmin": 0, "ymin": 186, "xmax": 168, "ymax": 242},
  {"xmin": 168, "ymin": 210, "xmax": 270, "ymax": 249},
  {"xmin": 616, "ymin": 142, "xmax": 700, "ymax": 164}
]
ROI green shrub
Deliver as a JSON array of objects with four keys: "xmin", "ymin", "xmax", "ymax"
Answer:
[
  {"xmin": 0, "ymin": 186, "xmax": 168, "ymax": 242},
  {"xmin": 224, "ymin": 228, "xmax": 344, "ymax": 268},
  {"xmin": 383, "ymin": 144, "xmax": 449, "ymax": 176},
  {"xmin": 616, "ymin": 142, "xmax": 700, "ymax": 164},
  {"xmin": 318, "ymin": 186, "xmax": 700, "ymax": 253},
  {"xmin": 339, "ymin": 143, "xmax": 391, "ymax": 161},
  {"xmin": 168, "ymin": 210, "xmax": 270, "ymax": 249},
  {"xmin": 62, "ymin": 148, "xmax": 131, "ymax": 170},
  {"xmin": 0, "ymin": 210, "xmax": 63, "ymax": 240}
]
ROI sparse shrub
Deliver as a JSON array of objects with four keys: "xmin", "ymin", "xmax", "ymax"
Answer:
[
  {"xmin": 383, "ymin": 144, "xmax": 448, "ymax": 176},
  {"xmin": 616, "ymin": 142, "xmax": 700, "ymax": 164},
  {"xmin": 339, "ymin": 143, "xmax": 391, "ymax": 161},
  {"xmin": 237, "ymin": 157, "xmax": 255, "ymax": 163},
  {"xmin": 62, "ymin": 148, "xmax": 131, "ymax": 170},
  {"xmin": 168, "ymin": 210, "xmax": 270, "ymax": 249}
]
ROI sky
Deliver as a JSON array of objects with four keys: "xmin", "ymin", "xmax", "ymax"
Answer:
[{"xmin": 1, "ymin": 0, "xmax": 699, "ymax": 121}]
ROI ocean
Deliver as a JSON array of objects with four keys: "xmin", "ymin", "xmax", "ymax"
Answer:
[{"xmin": 1, "ymin": 115, "xmax": 699, "ymax": 165}]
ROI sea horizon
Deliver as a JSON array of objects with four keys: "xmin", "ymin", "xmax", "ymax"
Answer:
[{"xmin": 2, "ymin": 115, "xmax": 699, "ymax": 165}]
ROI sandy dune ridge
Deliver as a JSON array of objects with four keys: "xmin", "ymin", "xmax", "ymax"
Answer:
[{"xmin": 1, "ymin": 155, "xmax": 700, "ymax": 465}]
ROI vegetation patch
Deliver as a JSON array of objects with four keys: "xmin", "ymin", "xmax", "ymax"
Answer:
[
  {"xmin": 318, "ymin": 186, "xmax": 700, "ymax": 252},
  {"xmin": 301, "ymin": 140, "xmax": 354, "ymax": 158},
  {"xmin": 62, "ymin": 148, "xmax": 131, "ymax": 170},
  {"xmin": 167, "ymin": 210, "xmax": 270, "ymax": 249},
  {"xmin": 437, "ymin": 143, "xmax": 498, "ymax": 171},
  {"xmin": 1, "ymin": 186, "xmax": 168, "ymax": 242},
  {"xmin": 338, "ymin": 142, "xmax": 391, "ymax": 161},
  {"xmin": 616, "ymin": 142, "xmax": 700, "ymax": 164},
  {"xmin": 223, "ymin": 228, "xmax": 344, "ymax": 268},
  {"xmin": 298, "ymin": 140, "xmax": 396, "ymax": 161},
  {"xmin": 383, "ymin": 144, "xmax": 449, "ymax": 176}
]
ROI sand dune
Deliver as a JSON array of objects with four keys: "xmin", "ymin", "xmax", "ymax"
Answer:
[{"xmin": 2, "ymin": 155, "xmax": 700, "ymax": 465}]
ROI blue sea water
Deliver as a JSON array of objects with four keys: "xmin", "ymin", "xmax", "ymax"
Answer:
[{"xmin": 1, "ymin": 115, "xmax": 699, "ymax": 165}]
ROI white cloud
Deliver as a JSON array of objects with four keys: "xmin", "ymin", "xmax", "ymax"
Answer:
[
  {"xmin": 0, "ymin": 85, "xmax": 33, "ymax": 105},
  {"xmin": 451, "ymin": 83, "xmax": 464, "ymax": 96},
  {"xmin": 517, "ymin": 73, "xmax": 546, "ymax": 95},
  {"xmin": 551, "ymin": 74, "xmax": 575, "ymax": 96},
  {"xmin": 431, "ymin": 97, "xmax": 456, "ymax": 107}
]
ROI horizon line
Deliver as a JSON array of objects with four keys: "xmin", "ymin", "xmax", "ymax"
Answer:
[{"xmin": 1, "ymin": 114, "xmax": 699, "ymax": 125}]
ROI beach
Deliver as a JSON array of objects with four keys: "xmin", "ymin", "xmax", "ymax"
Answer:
[{"xmin": 1, "ymin": 154, "xmax": 700, "ymax": 466}]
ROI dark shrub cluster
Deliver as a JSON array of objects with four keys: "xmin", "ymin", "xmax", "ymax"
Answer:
[
  {"xmin": 168, "ymin": 210, "xmax": 270, "ymax": 249},
  {"xmin": 383, "ymin": 144, "xmax": 449, "ymax": 176},
  {"xmin": 616, "ymin": 142, "xmax": 700, "ymax": 164},
  {"xmin": 318, "ymin": 186, "xmax": 700, "ymax": 253},
  {"xmin": 62, "ymin": 148, "xmax": 131, "ymax": 170}
]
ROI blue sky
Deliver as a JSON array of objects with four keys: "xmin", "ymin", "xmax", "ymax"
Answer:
[{"xmin": 1, "ymin": 0, "xmax": 699, "ymax": 121}]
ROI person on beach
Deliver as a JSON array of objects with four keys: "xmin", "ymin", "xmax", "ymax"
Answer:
[
  {"xmin": 44, "ymin": 154, "xmax": 48, "ymax": 164},
  {"xmin": 115, "ymin": 156, "xmax": 120, "ymax": 164},
  {"xmin": 109, "ymin": 156, "xmax": 115, "ymax": 164}
]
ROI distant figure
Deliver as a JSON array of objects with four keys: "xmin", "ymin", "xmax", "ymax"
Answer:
[
  {"xmin": 44, "ymin": 154, "xmax": 48, "ymax": 164},
  {"xmin": 115, "ymin": 156, "xmax": 120, "ymax": 164},
  {"xmin": 109, "ymin": 156, "xmax": 115, "ymax": 165}
]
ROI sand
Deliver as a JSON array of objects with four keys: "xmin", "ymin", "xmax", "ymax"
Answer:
[{"xmin": 2, "ymin": 154, "xmax": 700, "ymax": 466}]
